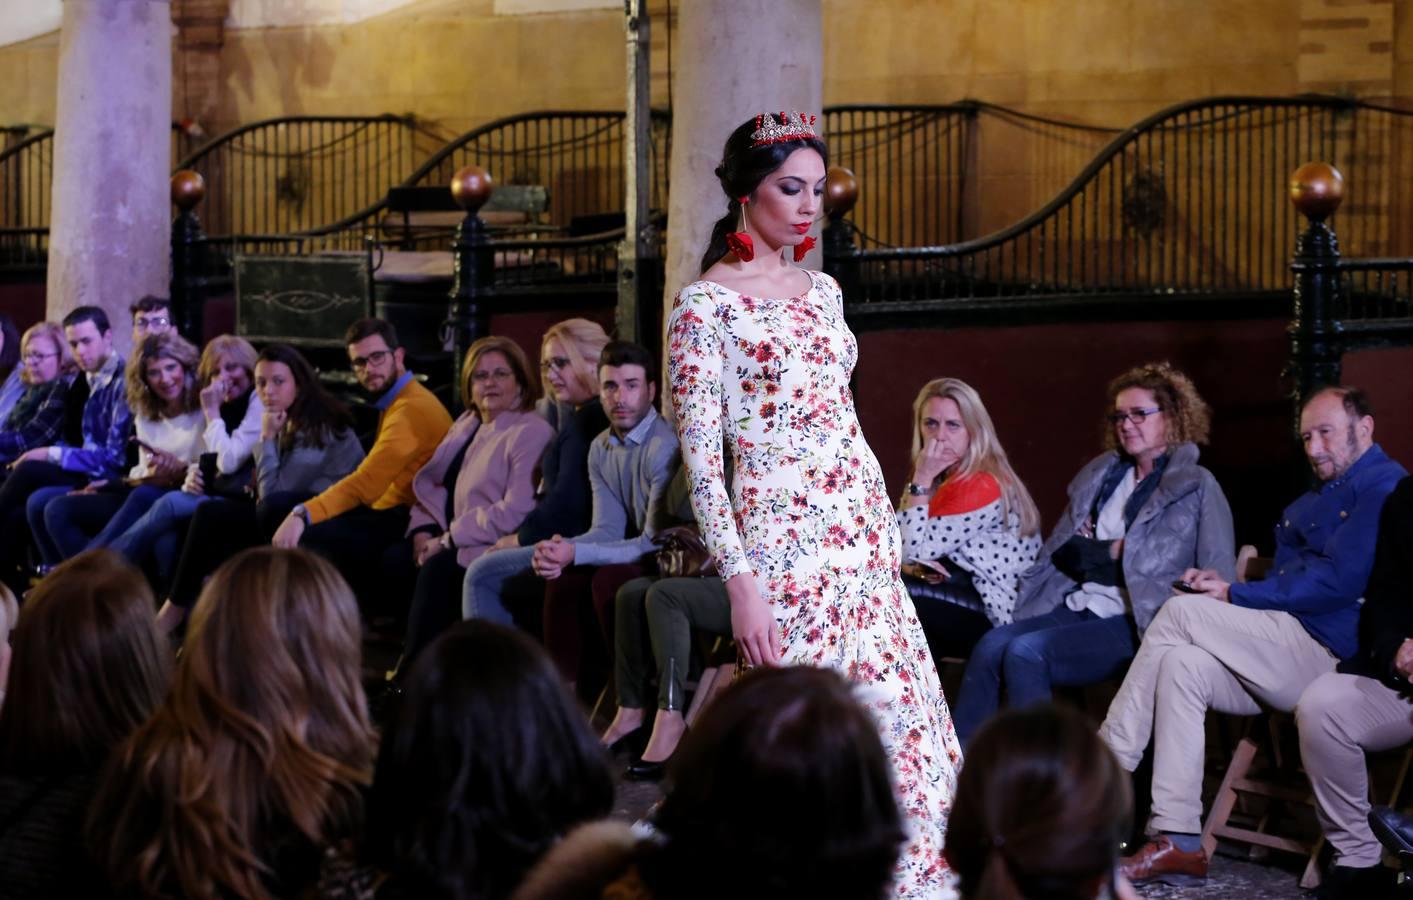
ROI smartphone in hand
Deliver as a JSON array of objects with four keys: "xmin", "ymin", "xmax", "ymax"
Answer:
[{"xmin": 1172, "ymin": 579, "xmax": 1202, "ymax": 593}]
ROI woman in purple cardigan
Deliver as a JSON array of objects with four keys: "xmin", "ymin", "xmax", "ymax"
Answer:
[{"xmin": 397, "ymin": 336, "xmax": 553, "ymax": 665}]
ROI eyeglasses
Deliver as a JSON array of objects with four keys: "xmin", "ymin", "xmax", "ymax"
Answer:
[
  {"xmin": 1107, "ymin": 406, "xmax": 1163, "ymax": 426},
  {"xmin": 350, "ymin": 349, "xmax": 391, "ymax": 371},
  {"xmin": 471, "ymin": 369, "xmax": 515, "ymax": 384},
  {"xmin": 23, "ymin": 350, "xmax": 58, "ymax": 362},
  {"xmin": 540, "ymin": 357, "xmax": 572, "ymax": 374},
  {"xmin": 133, "ymin": 316, "xmax": 170, "ymax": 330}
]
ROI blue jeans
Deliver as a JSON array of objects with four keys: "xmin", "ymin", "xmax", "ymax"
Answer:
[
  {"xmin": 952, "ymin": 605, "xmax": 1139, "ymax": 745},
  {"xmin": 38, "ymin": 484, "xmax": 168, "ymax": 564},
  {"xmin": 107, "ymin": 489, "xmax": 208, "ymax": 578},
  {"xmin": 25, "ymin": 485, "xmax": 74, "ymax": 565},
  {"xmin": 462, "ymin": 546, "xmax": 537, "ymax": 624}
]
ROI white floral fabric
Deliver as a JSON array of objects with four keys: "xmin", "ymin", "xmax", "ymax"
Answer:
[{"xmin": 667, "ymin": 269, "xmax": 961, "ymax": 899}]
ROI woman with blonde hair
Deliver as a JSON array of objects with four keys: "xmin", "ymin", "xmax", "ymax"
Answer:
[
  {"xmin": 102, "ymin": 334, "xmax": 263, "ymax": 577},
  {"xmin": 461, "ymin": 317, "xmax": 611, "ymax": 625},
  {"xmin": 0, "ymin": 322, "xmax": 78, "ymax": 468},
  {"xmin": 89, "ymin": 547, "xmax": 375, "ymax": 900},
  {"xmin": 0, "ymin": 551, "xmax": 170, "ymax": 897},
  {"xmin": 31, "ymin": 332, "xmax": 205, "ymax": 566},
  {"xmin": 952, "ymin": 362, "xmax": 1235, "ymax": 745},
  {"xmin": 393, "ymin": 335, "xmax": 553, "ymax": 666},
  {"xmin": 897, "ymin": 378, "xmax": 1042, "ymax": 661}
]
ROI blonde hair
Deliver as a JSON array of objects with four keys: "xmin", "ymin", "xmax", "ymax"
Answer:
[
  {"xmin": 198, "ymin": 334, "xmax": 258, "ymax": 387},
  {"xmin": 543, "ymin": 318, "xmax": 610, "ymax": 399},
  {"xmin": 126, "ymin": 332, "xmax": 201, "ymax": 420},
  {"xmin": 91, "ymin": 547, "xmax": 374, "ymax": 900},
  {"xmin": 911, "ymin": 378, "xmax": 1041, "ymax": 537},
  {"xmin": 461, "ymin": 335, "xmax": 538, "ymax": 414},
  {"xmin": 19, "ymin": 321, "xmax": 77, "ymax": 385}
]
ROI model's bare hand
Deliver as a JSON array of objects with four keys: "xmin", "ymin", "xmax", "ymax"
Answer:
[{"xmin": 727, "ymin": 573, "xmax": 781, "ymax": 667}]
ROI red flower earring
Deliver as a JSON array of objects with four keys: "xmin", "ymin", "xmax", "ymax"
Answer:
[
  {"xmin": 726, "ymin": 196, "xmax": 754, "ymax": 262},
  {"xmin": 793, "ymin": 235, "xmax": 816, "ymax": 263}
]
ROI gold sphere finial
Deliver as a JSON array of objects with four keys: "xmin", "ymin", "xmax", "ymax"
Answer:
[
  {"xmin": 1289, "ymin": 162, "xmax": 1344, "ymax": 222},
  {"xmin": 824, "ymin": 166, "xmax": 858, "ymax": 217},
  {"xmin": 450, "ymin": 165, "xmax": 494, "ymax": 213},
  {"xmin": 170, "ymin": 170, "xmax": 205, "ymax": 211}
]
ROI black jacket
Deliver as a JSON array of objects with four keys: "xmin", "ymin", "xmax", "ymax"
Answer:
[{"xmin": 1339, "ymin": 475, "xmax": 1413, "ymax": 690}]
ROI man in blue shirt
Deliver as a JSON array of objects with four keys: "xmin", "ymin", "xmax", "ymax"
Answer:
[
  {"xmin": 1100, "ymin": 386, "xmax": 1406, "ymax": 887},
  {"xmin": 0, "ymin": 306, "xmax": 133, "ymax": 594}
]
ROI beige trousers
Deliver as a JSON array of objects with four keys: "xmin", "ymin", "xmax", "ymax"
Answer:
[
  {"xmin": 1297, "ymin": 672, "xmax": 1413, "ymax": 867},
  {"xmin": 1099, "ymin": 594, "xmax": 1337, "ymax": 835}
]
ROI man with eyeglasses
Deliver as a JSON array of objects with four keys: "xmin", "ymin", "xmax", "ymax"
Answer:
[
  {"xmin": 130, "ymin": 295, "xmax": 174, "ymax": 346},
  {"xmin": 1102, "ymin": 386, "xmax": 1406, "ymax": 889},
  {"xmin": 271, "ymin": 318, "xmax": 451, "ymax": 609}
]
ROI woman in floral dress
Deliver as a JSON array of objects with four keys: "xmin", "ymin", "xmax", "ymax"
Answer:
[{"xmin": 666, "ymin": 112, "xmax": 962, "ymax": 899}]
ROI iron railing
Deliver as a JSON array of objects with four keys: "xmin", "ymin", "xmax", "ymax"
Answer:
[
  {"xmin": 839, "ymin": 96, "xmax": 1413, "ymax": 308},
  {"xmin": 1335, "ymin": 258, "xmax": 1413, "ymax": 335},
  {"xmin": 175, "ymin": 114, "xmax": 446, "ymax": 237},
  {"xmin": 0, "ymin": 129, "xmax": 53, "ymax": 231}
]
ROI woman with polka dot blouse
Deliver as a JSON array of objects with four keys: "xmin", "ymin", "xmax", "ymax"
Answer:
[{"xmin": 897, "ymin": 378, "xmax": 1042, "ymax": 663}]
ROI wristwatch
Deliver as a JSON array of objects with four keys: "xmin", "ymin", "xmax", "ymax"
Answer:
[
  {"xmin": 291, "ymin": 504, "xmax": 310, "ymax": 525},
  {"xmin": 905, "ymin": 482, "xmax": 929, "ymax": 496},
  {"xmin": 439, "ymin": 532, "xmax": 454, "ymax": 551}
]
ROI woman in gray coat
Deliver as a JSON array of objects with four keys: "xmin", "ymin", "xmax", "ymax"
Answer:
[{"xmin": 952, "ymin": 362, "xmax": 1234, "ymax": 745}]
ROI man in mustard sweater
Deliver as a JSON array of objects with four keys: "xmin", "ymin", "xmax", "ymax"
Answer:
[{"xmin": 272, "ymin": 318, "xmax": 451, "ymax": 605}]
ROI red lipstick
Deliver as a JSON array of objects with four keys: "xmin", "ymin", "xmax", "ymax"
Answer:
[{"xmin": 792, "ymin": 223, "xmax": 811, "ymax": 234}]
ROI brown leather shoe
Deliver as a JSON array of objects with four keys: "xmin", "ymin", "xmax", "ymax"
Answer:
[{"xmin": 1120, "ymin": 835, "xmax": 1208, "ymax": 886}]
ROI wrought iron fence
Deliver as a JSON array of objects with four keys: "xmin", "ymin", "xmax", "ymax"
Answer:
[
  {"xmin": 176, "ymin": 114, "xmax": 446, "ymax": 237},
  {"xmin": 839, "ymin": 96, "xmax": 1413, "ymax": 307},
  {"xmin": 1336, "ymin": 259, "xmax": 1413, "ymax": 332},
  {"xmin": 0, "ymin": 129, "xmax": 53, "ymax": 231}
]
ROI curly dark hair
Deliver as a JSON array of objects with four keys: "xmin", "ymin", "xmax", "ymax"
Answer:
[
  {"xmin": 364, "ymin": 620, "xmax": 615, "ymax": 900},
  {"xmin": 1103, "ymin": 361, "xmax": 1212, "ymax": 451},
  {"xmin": 640, "ymin": 666, "xmax": 905, "ymax": 900}
]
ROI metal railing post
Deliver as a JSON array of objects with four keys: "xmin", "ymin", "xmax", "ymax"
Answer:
[
  {"xmin": 823, "ymin": 166, "xmax": 861, "ymax": 300},
  {"xmin": 170, "ymin": 169, "xmax": 207, "ymax": 341},
  {"xmin": 1286, "ymin": 162, "xmax": 1345, "ymax": 431},
  {"xmin": 445, "ymin": 165, "xmax": 493, "ymax": 414}
]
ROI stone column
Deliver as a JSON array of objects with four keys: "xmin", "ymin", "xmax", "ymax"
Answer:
[
  {"xmin": 663, "ymin": 0, "xmax": 823, "ymax": 332},
  {"xmin": 46, "ymin": 0, "xmax": 172, "ymax": 356}
]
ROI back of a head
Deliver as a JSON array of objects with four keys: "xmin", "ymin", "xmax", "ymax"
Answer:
[
  {"xmin": 91, "ymin": 548, "xmax": 373, "ymax": 900},
  {"xmin": 367, "ymin": 619, "xmax": 614, "ymax": 899},
  {"xmin": 0, "ymin": 551, "xmax": 169, "ymax": 775},
  {"xmin": 944, "ymin": 706, "xmax": 1132, "ymax": 900},
  {"xmin": 644, "ymin": 666, "xmax": 904, "ymax": 900}
]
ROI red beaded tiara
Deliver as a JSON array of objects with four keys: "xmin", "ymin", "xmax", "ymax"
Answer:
[{"xmin": 751, "ymin": 111, "xmax": 818, "ymax": 147}]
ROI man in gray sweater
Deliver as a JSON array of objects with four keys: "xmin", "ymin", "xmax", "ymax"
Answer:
[{"xmin": 530, "ymin": 341, "xmax": 680, "ymax": 684}]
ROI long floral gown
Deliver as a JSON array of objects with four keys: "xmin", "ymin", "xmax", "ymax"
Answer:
[{"xmin": 667, "ymin": 269, "xmax": 962, "ymax": 899}]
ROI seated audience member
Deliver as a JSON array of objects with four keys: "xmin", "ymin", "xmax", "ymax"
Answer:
[
  {"xmin": 271, "ymin": 318, "xmax": 452, "ymax": 612},
  {"xmin": 525, "ymin": 341, "xmax": 680, "ymax": 684},
  {"xmin": 395, "ymin": 336, "xmax": 553, "ymax": 666},
  {"xmin": 0, "ymin": 313, "xmax": 22, "ymax": 426},
  {"xmin": 0, "ymin": 322, "xmax": 77, "ymax": 468},
  {"xmin": 129, "ymin": 294, "xmax": 174, "ymax": 345},
  {"xmin": 153, "ymin": 344, "xmax": 364, "ymax": 631},
  {"xmin": 459, "ymin": 318, "xmax": 611, "ymax": 626},
  {"xmin": 0, "ymin": 551, "xmax": 171, "ymax": 899},
  {"xmin": 1102, "ymin": 386, "xmax": 1406, "ymax": 886},
  {"xmin": 90, "ymin": 547, "xmax": 375, "ymax": 900},
  {"xmin": 352, "ymin": 620, "xmax": 614, "ymax": 899},
  {"xmin": 0, "ymin": 583, "xmax": 14, "ymax": 708},
  {"xmin": 34, "ymin": 332, "xmax": 203, "ymax": 564},
  {"xmin": 953, "ymin": 363, "xmax": 1234, "ymax": 744},
  {"xmin": 601, "ymin": 574, "xmax": 732, "ymax": 781},
  {"xmin": 0, "ymin": 306, "xmax": 132, "ymax": 594},
  {"xmin": 1295, "ymin": 473, "xmax": 1413, "ymax": 899},
  {"xmin": 945, "ymin": 705, "xmax": 1138, "ymax": 900},
  {"xmin": 103, "ymin": 335, "xmax": 261, "ymax": 573},
  {"xmin": 513, "ymin": 666, "xmax": 905, "ymax": 900},
  {"xmin": 896, "ymin": 377, "xmax": 1042, "ymax": 661}
]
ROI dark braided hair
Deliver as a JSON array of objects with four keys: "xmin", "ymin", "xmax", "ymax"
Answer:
[{"xmin": 699, "ymin": 114, "xmax": 829, "ymax": 274}]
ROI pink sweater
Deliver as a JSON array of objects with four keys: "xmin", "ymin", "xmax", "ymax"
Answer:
[{"xmin": 407, "ymin": 407, "xmax": 554, "ymax": 567}]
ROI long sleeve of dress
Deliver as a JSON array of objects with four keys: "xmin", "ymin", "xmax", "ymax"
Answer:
[{"xmin": 666, "ymin": 286, "xmax": 751, "ymax": 580}]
